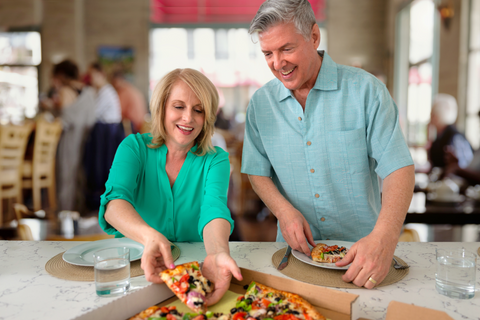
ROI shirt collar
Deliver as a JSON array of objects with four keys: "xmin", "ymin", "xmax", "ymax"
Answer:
[{"xmin": 278, "ymin": 50, "xmax": 338, "ymax": 102}]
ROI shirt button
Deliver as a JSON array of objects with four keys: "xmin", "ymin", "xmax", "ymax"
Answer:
[
  {"xmin": 298, "ymin": 117, "xmax": 302, "ymax": 121},
  {"xmin": 315, "ymin": 193, "xmax": 320, "ymax": 198},
  {"xmin": 310, "ymin": 169, "xmax": 315, "ymax": 173},
  {"xmin": 321, "ymin": 217, "xmax": 326, "ymax": 222},
  {"xmin": 307, "ymin": 141, "xmax": 311, "ymax": 146}
]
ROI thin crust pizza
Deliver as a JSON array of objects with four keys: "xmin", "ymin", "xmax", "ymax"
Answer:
[
  {"xmin": 311, "ymin": 243, "xmax": 348, "ymax": 263},
  {"xmin": 160, "ymin": 261, "xmax": 213, "ymax": 313},
  {"xmin": 235, "ymin": 281, "xmax": 326, "ymax": 320}
]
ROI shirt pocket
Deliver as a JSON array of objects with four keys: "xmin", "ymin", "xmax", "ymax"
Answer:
[{"xmin": 325, "ymin": 128, "xmax": 368, "ymax": 175}]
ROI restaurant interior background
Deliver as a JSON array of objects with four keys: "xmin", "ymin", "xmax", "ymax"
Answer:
[{"xmin": 0, "ymin": 0, "xmax": 479, "ymax": 243}]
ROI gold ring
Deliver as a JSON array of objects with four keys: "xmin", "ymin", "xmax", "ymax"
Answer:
[{"xmin": 368, "ymin": 277, "xmax": 377, "ymax": 285}]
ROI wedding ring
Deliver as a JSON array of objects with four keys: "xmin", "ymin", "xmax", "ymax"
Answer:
[{"xmin": 368, "ymin": 277, "xmax": 377, "ymax": 285}]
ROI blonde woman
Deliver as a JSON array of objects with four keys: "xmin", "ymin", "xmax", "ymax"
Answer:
[{"xmin": 99, "ymin": 68, "xmax": 242, "ymax": 305}]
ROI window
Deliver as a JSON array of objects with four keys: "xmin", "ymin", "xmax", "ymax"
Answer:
[
  {"xmin": 0, "ymin": 31, "xmax": 41, "ymax": 124},
  {"xmin": 466, "ymin": 0, "xmax": 480, "ymax": 149},
  {"xmin": 394, "ymin": 0, "xmax": 440, "ymax": 169}
]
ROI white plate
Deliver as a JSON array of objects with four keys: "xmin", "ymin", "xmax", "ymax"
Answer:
[
  {"xmin": 63, "ymin": 238, "xmax": 144, "ymax": 266},
  {"xmin": 292, "ymin": 240, "xmax": 354, "ymax": 270}
]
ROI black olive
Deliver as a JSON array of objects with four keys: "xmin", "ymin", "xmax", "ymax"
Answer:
[
  {"xmin": 230, "ymin": 308, "xmax": 237, "ymax": 314},
  {"xmin": 243, "ymin": 284, "xmax": 249, "ymax": 289},
  {"xmin": 170, "ymin": 310, "xmax": 179, "ymax": 315},
  {"xmin": 214, "ymin": 313, "xmax": 221, "ymax": 317},
  {"xmin": 275, "ymin": 297, "xmax": 281, "ymax": 302},
  {"xmin": 267, "ymin": 307, "xmax": 276, "ymax": 312},
  {"xmin": 292, "ymin": 310, "xmax": 300, "ymax": 315},
  {"xmin": 238, "ymin": 307, "xmax": 244, "ymax": 312},
  {"xmin": 207, "ymin": 280, "xmax": 212, "ymax": 287},
  {"xmin": 188, "ymin": 276, "xmax": 194, "ymax": 283},
  {"xmin": 244, "ymin": 298, "xmax": 252, "ymax": 305},
  {"xmin": 193, "ymin": 301, "xmax": 204, "ymax": 306},
  {"xmin": 159, "ymin": 312, "xmax": 167, "ymax": 317},
  {"xmin": 255, "ymin": 318, "xmax": 261, "ymax": 320}
]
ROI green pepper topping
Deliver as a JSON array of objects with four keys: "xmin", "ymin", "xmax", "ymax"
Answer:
[
  {"xmin": 189, "ymin": 283, "xmax": 197, "ymax": 289},
  {"xmin": 246, "ymin": 281, "xmax": 256, "ymax": 293},
  {"xmin": 192, "ymin": 264, "xmax": 199, "ymax": 271},
  {"xmin": 206, "ymin": 311, "xmax": 214, "ymax": 318},
  {"xmin": 320, "ymin": 252, "xmax": 324, "ymax": 260}
]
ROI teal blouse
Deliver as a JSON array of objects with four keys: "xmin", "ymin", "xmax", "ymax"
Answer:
[{"xmin": 99, "ymin": 133, "xmax": 234, "ymax": 241}]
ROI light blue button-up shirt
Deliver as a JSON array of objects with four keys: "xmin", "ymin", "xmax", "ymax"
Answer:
[{"xmin": 241, "ymin": 51, "xmax": 413, "ymax": 242}]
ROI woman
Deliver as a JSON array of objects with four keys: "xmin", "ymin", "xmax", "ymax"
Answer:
[
  {"xmin": 42, "ymin": 60, "xmax": 97, "ymax": 211},
  {"xmin": 99, "ymin": 68, "xmax": 242, "ymax": 305}
]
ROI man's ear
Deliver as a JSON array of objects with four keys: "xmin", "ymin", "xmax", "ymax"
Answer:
[{"xmin": 311, "ymin": 24, "xmax": 321, "ymax": 49}]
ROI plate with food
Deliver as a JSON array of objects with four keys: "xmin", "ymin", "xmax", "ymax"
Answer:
[{"xmin": 292, "ymin": 240, "xmax": 354, "ymax": 270}]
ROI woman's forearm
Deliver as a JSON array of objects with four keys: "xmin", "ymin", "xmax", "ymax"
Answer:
[
  {"xmin": 104, "ymin": 199, "xmax": 157, "ymax": 244},
  {"xmin": 203, "ymin": 219, "xmax": 231, "ymax": 256}
]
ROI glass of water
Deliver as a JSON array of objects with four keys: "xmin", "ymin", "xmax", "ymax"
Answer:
[
  {"xmin": 435, "ymin": 248, "xmax": 477, "ymax": 299},
  {"xmin": 93, "ymin": 247, "xmax": 130, "ymax": 297}
]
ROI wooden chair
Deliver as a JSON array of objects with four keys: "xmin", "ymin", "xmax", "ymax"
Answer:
[
  {"xmin": 22, "ymin": 118, "xmax": 62, "ymax": 211},
  {"xmin": 0, "ymin": 122, "xmax": 34, "ymax": 226},
  {"xmin": 399, "ymin": 228, "xmax": 421, "ymax": 242}
]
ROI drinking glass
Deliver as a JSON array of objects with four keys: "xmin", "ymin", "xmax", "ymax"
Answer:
[
  {"xmin": 93, "ymin": 247, "xmax": 130, "ymax": 297},
  {"xmin": 435, "ymin": 248, "xmax": 477, "ymax": 299}
]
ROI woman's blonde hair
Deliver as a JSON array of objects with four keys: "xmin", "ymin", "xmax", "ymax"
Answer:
[{"xmin": 149, "ymin": 68, "xmax": 219, "ymax": 156}]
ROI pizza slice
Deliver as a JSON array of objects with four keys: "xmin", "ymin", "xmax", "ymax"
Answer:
[
  {"xmin": 232, "ymin": 281, "xmax": 326, "ymax": 320},
  {"xmin": 311, "ymin": 243, "xmax": 348, "ymax": 263},
  {"xmin": 160, "ymin": 261, "xmax": 214, "ymax": 314}
]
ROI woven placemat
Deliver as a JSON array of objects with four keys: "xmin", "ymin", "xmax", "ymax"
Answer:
[
  {"xmin": 45, "ymin": 243, "xmax": 181, "ymax": 281},
  {"xmin": 272, "ymin": 247, "xmax": 408, "ymax": 289}
]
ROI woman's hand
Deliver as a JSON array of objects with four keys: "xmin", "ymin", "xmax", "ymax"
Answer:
[
  {"xmin": 202, "ymin": 252, "xmax": 243, "ymax": 306},
  {"xmin": 140, "ymin": 230, "xmax": 175, "ymax": 283}
]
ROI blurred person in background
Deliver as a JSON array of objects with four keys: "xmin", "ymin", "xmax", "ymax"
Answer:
[
  {"xmin": 82, "ymin": 63, "xmax": 124, "ymax": 213},
  {"xmin": 428, "ymin": 93, "xmax": 473, "ymax": 171},
  {"xmin": 443, "ymin": 110, "xmax": 480, "ymax": 186},
  {"xmin": 242, "ymin": 0, "xmax": 415, "ymax": 289},
  {"xmin": 100, "ymin": 68, "xmax": 241, "ymax": 305},
  {"xmin": 111, "ymin": 70, "xmax": 148, "ymax": 133},
  {"xmin": 47, "ymin": 59, "xmax": 96, "ymax": 210},
  {"xmin": 88, "ymin": 62, "xmax": 122, "ymax": 124}
]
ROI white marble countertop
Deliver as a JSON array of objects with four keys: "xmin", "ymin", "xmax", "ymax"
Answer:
[{"xmin": 0, "ymin": 241, "xmax": 479, "ymax": 320}]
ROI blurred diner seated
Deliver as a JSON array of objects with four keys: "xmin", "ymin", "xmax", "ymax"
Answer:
[
  {"xmin": 427, "ymin": 94, "xmax": 473, "ymax": 172},
  {"xmin": 40, "ymin": 59, "xmax": 96, "ymax": 212},
  {"xmin": 82, "ymin": 63, "xmax": 125, "ymax": 214},
  {"xmin": 442, "ymin": 110, "xmax": 480, "ymax": 186}
]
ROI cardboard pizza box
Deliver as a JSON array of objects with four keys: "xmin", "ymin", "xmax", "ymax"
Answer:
[
  {"xmin": 72, "ymin": 267, "xmax": 359, "ymax": 320},
  {"xmin": 385, "ymin": 301, "xmax": 454, "ymax": 320}
]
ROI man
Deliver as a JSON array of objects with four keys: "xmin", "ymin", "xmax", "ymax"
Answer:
[
  {"xmin": 241, "ymin": 0, "xmax": 415, "ymax": 289},
  {"xmin": 428, "ymin": 93, "xmax": 473, "ymax": 170},
  {"xmin": 111, "ymin": 70, "xmax": 148, "ymax": 133}
]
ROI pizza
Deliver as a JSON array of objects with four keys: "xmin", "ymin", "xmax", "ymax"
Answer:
[
  {"xmin": 159, "ymin": 261, "xmax": 213, "ymax": 314},
  {"xmin": 130, "ymin": 262, "xmax": 327, "ymax": 320},
  {"xmin": 234, "ymin": 281, "xmax": 326, "ymax": 320},
  {"xmin": 311, "ymin": 243, "xmax": 348, "ymax": 263}
]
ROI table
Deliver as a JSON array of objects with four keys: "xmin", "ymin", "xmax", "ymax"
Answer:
[
  {"xmin": 406, "ymin": 200, "xmax": 480, "ymax": 225},
  {"xmin": 0, "ymin": 241, "xmax": 479, "ymax": 320}
]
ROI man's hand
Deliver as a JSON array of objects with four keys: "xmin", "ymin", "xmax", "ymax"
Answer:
[
  {"xmin": 202, "ymin": 252, "xmax": 243, "ymax": 306},
  {"xmin": 140, "ymin": 231, "xmax": 175, "ymax": 284},
  {"xmin": 335, "ymin": 230, "xmax": 397, "ymax": 289},
  {"xmin": 278, "ymin": 208, "xmax": 316, "ymax": 256}
]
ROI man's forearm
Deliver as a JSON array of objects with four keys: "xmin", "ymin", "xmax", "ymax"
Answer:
[
  {"xmin": 248, "ymin": 175, "xmax": 296, "ymax": 218},
  {"xmin": 373, "ymin": 165, "xmax": 415, "ymax": 236}
]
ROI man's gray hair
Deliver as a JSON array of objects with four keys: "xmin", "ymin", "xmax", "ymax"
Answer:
[{"xmin": 249, "ymin": 0, "xmax": 317, "ymax": 40}]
